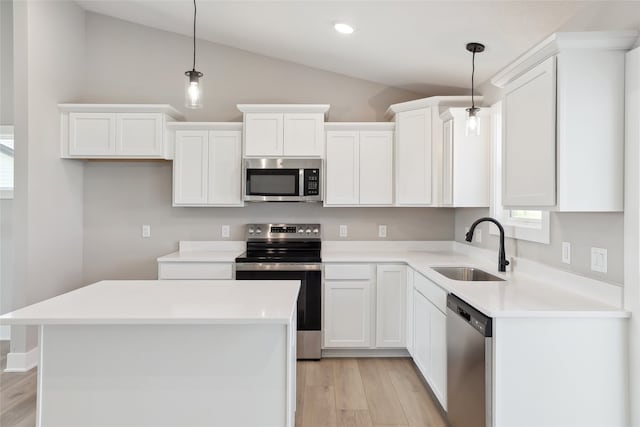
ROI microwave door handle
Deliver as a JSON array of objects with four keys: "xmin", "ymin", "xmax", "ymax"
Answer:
[{"xmin": 299, "ymin": 168, "xmax": 304, "ymax": 196}]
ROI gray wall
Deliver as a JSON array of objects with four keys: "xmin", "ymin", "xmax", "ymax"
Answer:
[
  {"xmin": 83, "ymin": 162, "xmax": 453, "ymax": 284},
  {"xmin": 11, "ymin": 0, "xmax": 86, "ymax": 351},
  {"xmin": 455, "ymin": 208, "xmax": 624, "ymax": 285},
  {"xmin": 80, "ymin": 13, "xmax": 456, "ymax": 284}
]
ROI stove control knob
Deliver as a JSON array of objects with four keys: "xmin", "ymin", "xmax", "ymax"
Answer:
[
  {"xmin": 313, "ymin": 228, "xmax": 319, "ymax": 234},
  {"xmin": 255, "ymin": 228, "xmax": 262, "ymax": 234},
  {"xmin": 298, "ymin": 228, "xmax": 305, "ymax": 234},
  {"xmin": 248, "ymin": 228, "xmax": 254, "ymax": 234},
  {"xmin": 306, "ymin": 228, "xmax": 312, "ymax": 234}
]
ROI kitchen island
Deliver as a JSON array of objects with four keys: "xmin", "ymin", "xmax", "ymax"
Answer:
[{"xmin": 0, "ymin": 280, "xmax": 300, "ymax": 427}]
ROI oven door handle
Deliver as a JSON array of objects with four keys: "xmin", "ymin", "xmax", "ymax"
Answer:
[{"xmin": 235, "ymin": 263, "xmax": 322, "ymax": 272}]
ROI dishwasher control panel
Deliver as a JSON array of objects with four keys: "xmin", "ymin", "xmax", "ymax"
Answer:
[{"xmin": 447, "ymin": 293, "xmax": 493, "ymax": 337}]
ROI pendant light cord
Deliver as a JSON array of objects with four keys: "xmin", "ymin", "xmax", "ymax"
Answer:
[
  {"xmin": 192, "ymin": 0, "xmax": 197, "ymax": 71},
  {"xmin": 471, "ymin": 49, "xmax": 476, "ymax": 109}
]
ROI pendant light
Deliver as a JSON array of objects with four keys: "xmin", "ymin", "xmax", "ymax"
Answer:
[
  {"xmin": 465, "ymin": 42, "xmax": 485, "ymax": 136},
  {"xmin": 185, "ymin": 0, "xmax": 203, "ymax": 109}
]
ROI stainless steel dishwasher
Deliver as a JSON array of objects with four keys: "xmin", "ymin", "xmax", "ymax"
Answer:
[{"xmin": 447, "ymin": 294, "xmax": 493, "ymax": 427}]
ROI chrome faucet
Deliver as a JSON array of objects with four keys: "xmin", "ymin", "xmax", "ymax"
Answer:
[{"xmin": 465, "ymin": 217, "xmax": 510, "ymax": 272}]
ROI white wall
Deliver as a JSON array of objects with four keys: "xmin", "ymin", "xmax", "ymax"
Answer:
[
  {"xmin": 10, "ymin": 0, "xmax": 85, "ymax": 354},
  {"xmin": 0, "ymin": 0, "xmax": 14, "ymax": 340},
  {"xmin": 80, "ymin": 13, "xmax": 457, "ymax": 284},
  {"xmin": 0, "ymin": 0, "xmax": 13, "ymax": 126},
  {"xmin": 624, "ymin": 45, "xmax": 640, "ymax": 427}
]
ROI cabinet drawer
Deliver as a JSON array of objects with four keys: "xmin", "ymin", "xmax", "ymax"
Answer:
[
  {"xmin": 324, "ymin": 264, "xmax": 373, "ymax": 280},
  {"xmin": 414, "ymin": 272, "xmax": 447, "ymax": 313},
  {"xmin": 158, "ymin": 262, "xmax": 233, "ymax": 280}
]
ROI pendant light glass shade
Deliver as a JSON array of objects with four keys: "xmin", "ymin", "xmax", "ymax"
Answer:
[
  {"xmin": 185, "ymin": 70, "xmax": 203, "ymax": 109},
  {"xmin": 465, "ymin": 106, "xmax": 480, "ymax": 136},
  {"xmin": 184, "ymin": 0, "xmax": 203, "ymax": 109},
  {"xmin": 465, "ymin": 42, "xmax": 484, "ymax": 136}
]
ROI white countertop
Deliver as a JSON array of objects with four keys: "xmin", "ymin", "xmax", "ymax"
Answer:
[
  {"xmin": 323, "ymin": 248, "xmax": 628, "ymax": 318},
  {"xmin": 0, "ymin": 280, "xmax": 300, "ymax": 325},
  {"xmin": 157, "ymin": 250, "xmax": 242, "ymax": 263}
]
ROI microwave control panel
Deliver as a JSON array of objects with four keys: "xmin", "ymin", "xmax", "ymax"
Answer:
[{"xmin": 303, "ymin": 169, "xmax": 320, "ymax": 196}]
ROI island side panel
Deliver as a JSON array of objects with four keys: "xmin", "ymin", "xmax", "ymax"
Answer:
[
  {"xmin": 38, "ymin": 324, "xmax": 289, "ymax": 427},
  {"xmin": 493, "ymin": 317, "xmax": 628, "ymax": 427}
]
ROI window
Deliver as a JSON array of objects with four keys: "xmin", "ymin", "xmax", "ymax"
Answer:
[
  {"xmin": 489, "ymin": 103, "xmax": 550, "ymax": 244},
  {"xmin": 0, "ymin": 125, "xmax": 14, "ymax": 199}
]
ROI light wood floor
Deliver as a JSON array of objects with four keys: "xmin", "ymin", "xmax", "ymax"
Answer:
[{"xmin": 0, "ymin": 341, "xmax": 446, "ymax": 427}]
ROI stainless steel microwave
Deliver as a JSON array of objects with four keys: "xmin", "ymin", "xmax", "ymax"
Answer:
[{"xmin": 244, "ymin": 158, "xmax": 322, "ymax": 202}]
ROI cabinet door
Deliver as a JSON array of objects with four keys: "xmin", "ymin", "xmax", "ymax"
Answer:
[
  {"xmin": 244, "ymin": 113, "xmax": 283, "ymax": 156},
  {"xmin": 69, "ymin": 112, "xmax": 116, "ymax": 155},
  {"xmin": 406, "ymin": 268, "xmax": 415, "ymax": 356},
  {"xmin": 396, "ymin": 108, "xmax": 432, "ymax": 205},
  {"xmin": 429, "ymin": 306, "xmax": 447, "ymax": 408},
  {"xmin": 325, "ymin": 131, "xmax": 359, "ymax": 205},
  {"xmin": 208, "ymin": 131, "xmax": 243, "ymax": 206},
  {"xmin": 116, "ymin": 113, "xmax": 163, "ymax": 157},
  {"xmin": 503, "ymin": 56, "xmax": 556, "ymax": 207},
  {"xmin": 324, "ymin": 281, "xmax": 371, "ymax": 348},
  {"xmin": 173, "ymin": 131, "xmax": 209, "ymax": 205},
  {"xmin": 375, "ymin": 265, "xmax": 406, "ymax": 348},
  {"xmin": 413, "ymin": 289, "xmax": 431, "ymax": 378},
  {"xmin": 442, "ymin": 119, "xmax": 453, "ymax": 206},
  {"xmin": 360, "ymin": 131, "xmax": 393, "ymax": 205},
  {"xmin": 283, "ymin": 113, "xmax": 324, "ymax": 157}
]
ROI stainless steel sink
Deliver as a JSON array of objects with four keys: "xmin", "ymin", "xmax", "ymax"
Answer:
[{"xmin": 432, "ymin": 266, "xmax": 505, "ymax": 282}]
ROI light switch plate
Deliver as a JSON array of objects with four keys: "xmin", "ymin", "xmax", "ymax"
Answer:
[
  {"xmin": 221, "ymin": 225, "xmax": 230, "ymax": 238},
  {"xmin": 591, "ymin": 247, "xmax": 608, "ymax": 273},
  {"xmin": 339, "ymin": 225, "xmax": 348, "ymax": 238},
  {"xmin": 142, "ymin": 225, "xmax": 151, "ymax": 238},
  {"xmin": 562, "ymin": 242, "xmax": 571, "ymax": 264},
  {"xmin": 378, "ymin": 225, "xmax": 387, "ymax": 238}
]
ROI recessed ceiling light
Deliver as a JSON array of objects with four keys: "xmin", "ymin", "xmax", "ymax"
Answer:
[{"xmin": 334, "ymin": 22, "xmax": 355, "ymax": 35}]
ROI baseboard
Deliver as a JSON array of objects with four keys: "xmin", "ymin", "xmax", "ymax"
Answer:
[
  {"xmin": 0, "ymin": 325, "xmax": 10, "ymax": 340},
  {"xmin": 5, "ymin": 346, "xmax": 38, "ymax": 372},
  {"xmin": 322, "ymin": 348, "xmax": 410, "ymax": 358}
]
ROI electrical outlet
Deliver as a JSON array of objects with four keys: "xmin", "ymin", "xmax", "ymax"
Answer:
[
  {"xmin": 591, "ymin": 247, "xmax": 608, "ymax": 273},
  {"xmin": 221, "ymin": 225, "xmax": 230, "ymax": 238},
  {"xmin": 141, "ymin": 225, "xmax": 151, "ymax": 238},
  {"xmin": 475, "ymin": 229, "xmax": 482, "ymax": 243},
  {"xmin": 339, "ymin": 225, "xmax": 348, "ymax": 238},
  {"xmin": 562, "ymin": 242, "xmax": 571, "ymax": 264},
  {"xmin": 378, "ymin": 225, "xmax": 387, "ymax": 238}
]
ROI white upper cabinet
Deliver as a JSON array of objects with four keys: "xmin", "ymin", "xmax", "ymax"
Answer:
[
  {"xmin": 238, "ymin": 105, "xmax": 329, "ymax": 158},
  {"xmin": 395, "ymin": 108, "xmax": 432, "ymax": 205},
  {"xmin": 386, "ymin": 96, "xmax": 480, "ymax": 207},
  {"xmin": 60, "ymin": 104, "xmax": 183, "ymax": 159},
  {"xmin": 244, "ymin": 113, "xmax": 283, "ymax": 156},
  {"xmin": 492, "ymin": 31, "xmax": 638, "ymax": 212},
  {"xmin": 172, "ymin": 123, "xmax": 243, "ymax": 207},
  {"xmin": 440, "ymin": 108, "xmax": 490, "ymax": 207},
  {"xmin": 324, "ymin": 123, "xmax": 394, "ymax": 207}
]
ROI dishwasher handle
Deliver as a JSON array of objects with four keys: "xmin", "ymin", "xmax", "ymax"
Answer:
[
  {"xmin": 447, "ymin": 293, "xmax": 493, "ymax": 337},
  {"xmin": 457, "ymin": 307, "xmax": 472, "ymax": 322}
]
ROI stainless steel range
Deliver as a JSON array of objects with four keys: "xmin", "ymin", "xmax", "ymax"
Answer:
[{"xmin": 235, "ymin": 224, "xmax": 322, "ymax": 360}]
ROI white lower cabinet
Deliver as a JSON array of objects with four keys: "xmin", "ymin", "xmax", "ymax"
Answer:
[
  {"xmin": 412, "ymin": 273, "xmax": 447, "ymax": 409},
  {"xmin": 323, "ymin": 263, "xmax": 407, "ymax": 350},
  {"xmin": 324, "ymin": 280, "xmax": 372, "ymax": 348},
  {"xmin": 376, "ymin": 265, "xmax": 406, "ymax": 348},
  {"xmin": 405, "ymin": 268, "xmax": 415, "ymax": 356},
  {"xmin": 173, "ymin": 127, "xmax": 243, "ymax": 207}
]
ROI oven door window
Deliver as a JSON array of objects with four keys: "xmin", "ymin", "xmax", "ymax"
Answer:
[{"xmin": 246, "ymin": 169, "xmax": 300, "ymax": 196}]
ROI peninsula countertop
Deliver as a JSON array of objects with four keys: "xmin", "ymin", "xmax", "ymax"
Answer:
[{"xmin": 0, "ymin": 280, "xmax": 300, "ymax": 325}]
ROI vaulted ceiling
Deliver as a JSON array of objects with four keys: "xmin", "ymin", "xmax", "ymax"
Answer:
[{"xmin": 77, "ymin": 1, "xmax": 640, "ymax": 93}]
